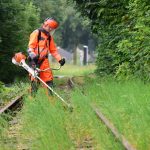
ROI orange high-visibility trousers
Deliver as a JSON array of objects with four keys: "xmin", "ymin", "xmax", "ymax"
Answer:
[{"xmin": 39, "ymin": 58, "xmax": 53, "ymax": 82}]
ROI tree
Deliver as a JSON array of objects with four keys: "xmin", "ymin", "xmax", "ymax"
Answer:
[
  {"xmin": 0, "ymin": 0, "xmax": 40, "ymax": 83},
  {"xmin": 32, "ymin": 0, "xmax": 96, "ymax": 51},
  {"xmin": 72, "ymin": 0, "xmax": 150, "ymax": 81},
  {"xmin": 115, "ymin": 0, "xmax": 150, "ymax": 80}
]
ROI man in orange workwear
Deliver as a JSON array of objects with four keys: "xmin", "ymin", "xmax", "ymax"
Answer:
[{"xmin": 27, "ymin": 17, "xmax": 65, "ymax": 95}]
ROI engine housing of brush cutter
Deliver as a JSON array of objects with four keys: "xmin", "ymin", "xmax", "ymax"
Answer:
[{"xmin": 12, "ymin": 52, "xmax": 26, "ymax": 66}]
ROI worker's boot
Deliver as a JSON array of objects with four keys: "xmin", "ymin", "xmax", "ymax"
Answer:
[
  {"xmin": 46, "ymin": 80, "xmax": 55, "ymax": 104},
  {"xmin": 31, "ymin": 80, "xmax": 39, "ymax": 97},
  {"xmin": 46, "ymin": 80, "xmax": 54, "ymax": 95}
]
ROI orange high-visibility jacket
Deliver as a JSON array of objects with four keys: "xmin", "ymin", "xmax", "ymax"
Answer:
[{"xmin": 28, "ymin": 29, "xmax": 61, "ymax": 82}]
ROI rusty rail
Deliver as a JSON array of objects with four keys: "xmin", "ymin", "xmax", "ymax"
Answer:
[
  {"xmin": 0, "ymin": 95, "xmax": 23, "ymax": 114},
  {"xmin": 69, "ymin": 78, "xmax": 136, "ymax": 150},
  {"xmin": 93, "ymin": 107, "xmax": 136, "ymax": 150},
  {"xmin": 0, "ymin": 76, "xmax": 137, "ymax": 150}
]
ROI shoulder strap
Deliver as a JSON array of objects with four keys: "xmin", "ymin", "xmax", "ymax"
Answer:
[
  {"xmin": 47, "ymin": 34, "xmax": 51, "ymax": 49},
  {"xmin": 36, "ymin": 28, "xmax": 51, "ymax": 66},
  {"xmin": 37, "ymin": 28, "xmax": 51, "ymax": 50},
  {"xmin": 37, "ymin": 29, "xmax": 41, "ymax": 56}
]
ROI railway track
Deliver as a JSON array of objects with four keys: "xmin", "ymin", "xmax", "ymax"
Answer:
[
  {"xmin": 93, "ymin": 107, "xmax": 136, "ymax": 150},
  {"xmin": 70, "ymin": 77, "xmax": 136, "ymax": 150},
  {"xmin": 0, "ymin": 76, "xmax": 137, "ymax": 150},
  {"xmin": 0, "ymin": 95, "xmax": 23, "ymax": 115},
  {"xmin": 0, "ymin": 76, "xmax": 72, "ymax": 114}
]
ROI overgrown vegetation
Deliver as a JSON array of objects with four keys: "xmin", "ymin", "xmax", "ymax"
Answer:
[
  {"xmin": 19, "ymin": 91, "xmax": 73, "ymax": 150},
  {"xmin": 0, "ymin": 116, "xmax": 9, "ymax": 150},
  {"xmin": 0, "ymin": 64, "xmax": 149, "ymax": 149},
  {"xmin": 83, "ymin": 76, "xmax": 150, "ymax": 150},
  {"xmin": 7, "ymin": 88, "xmax": 123, "ymax": 150},
  {"xmin": 0, "ymin": 82, "xmax": 29, "ymax": 108},
  {"xmin": 54, "ymin": 64, "xmax": 96, "ymax": 76},
  {"xmin": 72, "ymin": 0, "xmax": 150, "ymax": 81},
  {"xmin": 1, "ymin": 76, "xmax": 149, "ymax": 149}
]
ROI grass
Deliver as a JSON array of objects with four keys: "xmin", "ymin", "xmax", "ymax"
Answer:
[
  {"xmin": 0, "ymin": 81, "xmax": 29, "ymax": 108},
  {"xmin": 52, "ymin": 63, "xmax": 96, "ymax": 76},
  {"xmin": 82, "ymin": 77, "xmax": 150, "ymax": 150},
  {"xmin": 17, "ymin": 87, "xmax": 124, "ymax": 150},
  {"xmin": 19, "ymin": 90, "xmax": 73, "ymax": 150},
  {"xmin": 1, "ymin": 64, "xmax": 149, "ymax": 150},
  {"xmin": 0, "ymin": 114, "xmax": 13, "ymax": 150},
  {"xmin": 64, "ymin": 88, "xmax": 124, "ymax": 149}
]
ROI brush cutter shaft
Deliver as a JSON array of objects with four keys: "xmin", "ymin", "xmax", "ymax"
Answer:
[
  {"xmin": 20, "ymin": 60, "xmax": 38, "ymax": 78},
  {"xmin": 12, "ymin": 57, "xmax": 70, "ymax": 107},
  {"xmin": 36, "ymin": 76, "xmax": 70, "ymax": 107},
  {"xmin": 20, "ymin": 60, "xmax": 70, "ymax": 107},
  {"xmin": 39, "ymin": 66, "xmax": 61, "ymax": 72}
]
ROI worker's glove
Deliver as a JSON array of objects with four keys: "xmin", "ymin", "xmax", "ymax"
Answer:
[
  {"xmin": 59, "ymin": 58, "xmax": 65, "ymax": 66},
  {"xmin": 32, "ymin": 55, "xmax": 39, "ymax": 65},
  {"xmin": 28, "ymin": 52, "xmax": 39, "ymax": 69},
  {"xmin": 29, "ymin": 52, "xmax": 36, "ymax": 59},
  {"xmin": 29, "ymin": 52, "xmax": 38, "ymax": 63}
]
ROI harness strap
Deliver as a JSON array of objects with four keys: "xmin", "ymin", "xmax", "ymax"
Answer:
[
  {"xmin": 37, "ymin": 28, "xmax": 51, "ymax": 66},
  {"xmin": 37, "ymin": 29, "xmax": 41, "ymax": 57}
]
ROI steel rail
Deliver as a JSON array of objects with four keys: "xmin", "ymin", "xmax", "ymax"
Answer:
[
  {"xmin": 0, "ymin": 94, "xmax": 23, "ymax": 114},
  {"xmin": 0, "ymin": 76, "xmax": 137, "ymax": 150},
  {"xmin": 93, "ymin": 106, "xmax": 136, "ymax": 150},
  {"xmin": 0, "ymin": 76, "xmax": 72, "ymax": 114},
  {"xmin": 69, "ymin": 77, "xmax": 137, "ymax": 150}
]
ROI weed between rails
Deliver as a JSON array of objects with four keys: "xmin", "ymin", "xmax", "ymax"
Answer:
[
  {"xmin": 16, "ymin": 83, "xmax": 123, "ymax": 150},
  {"xmin": 67, "ymin": 87, "xmax": 123, "ymax": 150},
  {"xmin": 1, "ymin": 75, "xmax": 149, "ymax": 150},
  {"xmin": 19, "ymin": 89, "xmax": 73, "ymax": 150},
  {"xmin": 0, "ymin": 82, "xmax": 29, "ymax": 109},
  {"xmin": 83, "ymin": 77, "xmax": 150, "ymax": 150}
]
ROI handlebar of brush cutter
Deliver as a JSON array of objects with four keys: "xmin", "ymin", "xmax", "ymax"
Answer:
[{"xmin": 35, "ymin": 65, "xmax": 61, "ymax": 72}]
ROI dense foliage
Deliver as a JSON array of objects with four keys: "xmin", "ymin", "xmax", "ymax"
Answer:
[
  {"xmin": 0, "ymin": 0, "xmax": 39, "ymax": 83},
  {"xmin": 1, "ymin": 0, "xmax": 149, "ymax": 83},
  {"xmin": 73, "ymin": 0, "xmax": 150, "ymax": 81}
]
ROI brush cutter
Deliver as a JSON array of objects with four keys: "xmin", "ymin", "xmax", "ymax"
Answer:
[{"xmin": 12, "ymin": 52, "xmax": 73, "ymax": 111}]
